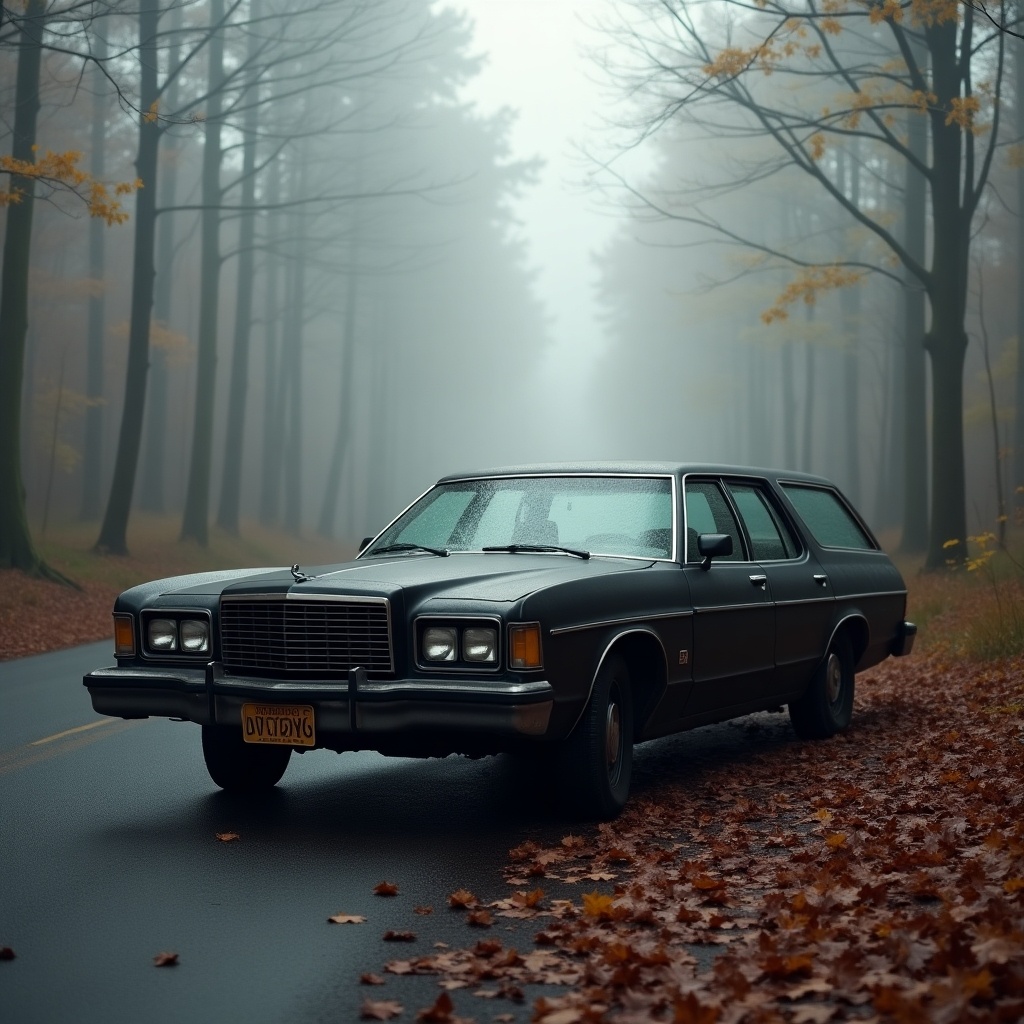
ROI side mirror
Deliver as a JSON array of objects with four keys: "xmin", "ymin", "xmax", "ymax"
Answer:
[
  {"xmin": 358, "ymin": 536, "xmax": 374, "ymax": 554},
  {"xmin": 697, "ymin": 533, "xmax": 732, "ymax": 570}
]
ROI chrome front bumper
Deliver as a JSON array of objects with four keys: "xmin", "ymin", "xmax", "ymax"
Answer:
[{"xmin": 83, "ymin": 663, "xmax": 555, "ymax": 739}]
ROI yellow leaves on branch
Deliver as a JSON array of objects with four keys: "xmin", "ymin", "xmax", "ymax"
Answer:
[
  {"xmin": 762, "ymin": 266, "xmax": 863, "ymax": 324},
  {"xmin": 0, "ymin": 148, "xmax": 140, "ymax": 224},
  {"xmin": 909, "ymin": 0, "xmax": 960, "ymax": 26},
  {"xmin": 869, "ymin": 0, "xmax": 905, "ymax": 24},
  {"xmin": 945, "ymin": 95, "xmax": 983, "ymax": 133}
]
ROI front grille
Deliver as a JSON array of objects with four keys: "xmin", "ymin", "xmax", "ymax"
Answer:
[{"xmin": 220, "ymin": 597, "xmax": 393, "ymax": 676}]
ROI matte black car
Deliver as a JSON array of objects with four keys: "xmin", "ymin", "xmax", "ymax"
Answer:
[{"xmin": 84, "ymin": 463, "xmax": 916, "ymax": 818}]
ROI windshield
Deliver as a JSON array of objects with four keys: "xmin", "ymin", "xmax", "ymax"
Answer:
[{"xmin": 364, "ymin": 475, "xmax": 674, "ymax": 559}]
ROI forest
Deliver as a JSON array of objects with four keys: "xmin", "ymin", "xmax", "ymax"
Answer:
[{"xmin": 0, "ymin": 0, "xmax": 1021, "ymax": 579}]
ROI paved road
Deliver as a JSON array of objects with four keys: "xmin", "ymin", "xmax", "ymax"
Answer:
[
  {"xmin": 1, "ymin": 643, "xmax": 790, "ymax": 1023},
  {"xmin": 1, "ymin": 642, "xmax": 587, "ymax": 1024}
]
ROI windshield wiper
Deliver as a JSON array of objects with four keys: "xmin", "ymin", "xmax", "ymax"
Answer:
[
  {"xmin": 370, "ymin": 543, "xmax": 450, "ymax": 557},
  {"xmin": 482, "ymin": 543, "xmax": 590, "ymax": 560}
]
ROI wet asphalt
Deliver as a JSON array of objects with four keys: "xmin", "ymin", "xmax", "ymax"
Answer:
[{"xmin": 0, "ymin": 642, "xmax": 793, "ymax": 1024}]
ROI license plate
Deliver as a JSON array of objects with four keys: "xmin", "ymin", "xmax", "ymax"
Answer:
[{"xmin": 241, "ymin": 703, "xmax": 315, "ymax": 747}]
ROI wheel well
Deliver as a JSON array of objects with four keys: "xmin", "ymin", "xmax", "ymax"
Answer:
[
  {"xmin": 835, "ymin": 616, "xmax": 869, "ymax": 664},
  {"xmin": 605, "ymin": 631, "xmax": 668, "ymax": 740}
]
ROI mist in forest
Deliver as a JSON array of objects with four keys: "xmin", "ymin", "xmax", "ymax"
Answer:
[{"xmin": 1, "ymin": 0, "xmax": 1020, "ymax": 568}]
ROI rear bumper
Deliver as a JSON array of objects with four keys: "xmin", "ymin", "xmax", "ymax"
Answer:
[
  {"xmin": 83, "ymin": 663, "xmax": 555, "ymax": 742},
  {"xmin": 891, "ymin": 620, "xmax": 917, "ymax": 657}
]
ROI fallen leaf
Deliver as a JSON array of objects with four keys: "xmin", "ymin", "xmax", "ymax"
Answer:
[
  {"xmin": 327, "ymin": 913, "xmax": 367, "ymax": 924},
  {"xmin": 467, "ymin": 909, "xmax": 493, "ymax": 927},
  {"xmin": 0, "ymin": 947, "xmax": 15, "ymax": 961},
  {"xmin": 360, "ymin": 998, "xmax": 403, "ymax": 1020},
  {"xmin": 374, "ymin": 882, "xmax": 399, "ymax": 897},
  {"xmin": 581, "ymin": 891, "xmax": 615, "ymax": 918},
  {"xmin": 152, "ymin": 952, "xmax": 179, "ymax": 967},
  {"xmin": 360, "ymin": 973, "xmax": 386, "ymax": 985},
  {"xmin": 448, "ymin": 888, "xmax": 477, "ymax": 909},
  {"xmin": 416, "ymin": 991, "xmax": 454, "ymax": 1022},
  {"xmin": 414, "ymin": 905, "xmax": 434, "ymax": 915},
  {"xmin": 383, "ymin": 930, "xmax": 417, "ymax": 942},
  {"xmin": 214, "ymin": 832, "xmax": 240, "ymax": 843}
]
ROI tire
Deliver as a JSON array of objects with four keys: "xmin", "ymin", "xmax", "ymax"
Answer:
[
  {"xmin": 201, "ymin": 725, "xmax": 291, "ymax": 792},
  {"xmin": 788, "ymin": 632, "xmax": 855, "ymax": 740},
  {"xmin": 558, "ymin": 654, "xmax": 633, "ymax": 820}
]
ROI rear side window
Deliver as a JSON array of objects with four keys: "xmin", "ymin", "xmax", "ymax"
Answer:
[
  {"xmin": 781, "ymin": 485, "xmax": 874, "ymax": 550},
  {"xmin": 727, "ymin": 483, "xmax": 798, "ymax": 560}
]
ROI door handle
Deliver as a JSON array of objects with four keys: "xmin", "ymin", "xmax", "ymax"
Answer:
[
  {"xmin": 749, "ymin": 574, "xmax": 767, "ymax": 589},
  {"xmin": 813, "ymin": 574, "xmax": 828, "ymax": 586}
]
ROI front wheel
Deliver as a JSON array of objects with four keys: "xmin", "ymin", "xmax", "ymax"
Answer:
[
  {"xmin": 558, "ymin": 654, "xmax": 633, "ymax": 819},
  {"xmin": 201, "ymin": 725, "xmax": 291, "ymax": 792},
  {"xmin": 788, "ymin": 632, "xmax": 855, "ymax": 740}
]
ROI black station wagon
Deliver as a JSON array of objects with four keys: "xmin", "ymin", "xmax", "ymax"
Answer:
[{"xmin": 84, "ymin": 463, "xmax": 916, "ymax": 818}]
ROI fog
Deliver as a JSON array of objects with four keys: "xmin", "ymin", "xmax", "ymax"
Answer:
[{"xmin": 2, "ymin": 0, "xmax": 1020, "ymax": 567}]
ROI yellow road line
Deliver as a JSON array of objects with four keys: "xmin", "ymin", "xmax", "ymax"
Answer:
[
  {"xmin": 30, "ymin": 719, "xmax": 111, "ymax": 746},
  {"xmin": 0, "ymin": 718, "xmax": 142, "ymax": 776}
]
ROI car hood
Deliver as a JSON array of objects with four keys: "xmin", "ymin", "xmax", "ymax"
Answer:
[{"xmin": 128, "ymin": 553, "xmax": 653, "ymax": 606}]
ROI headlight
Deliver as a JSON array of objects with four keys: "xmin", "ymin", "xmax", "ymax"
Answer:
[
  {"xmin": 179, "ymin": 619, "xmax": 209, "ymax": 653},
  {"xmin": 463, "ymin": 626, "xmax": 497, "ymax": 663},
  {"xmin": 423, "ymin": 626, "xmax": 458, "ymax": 662},
  {"xmin": 148, "ymin": 618, "xmax": 177, "ymax": 652}
]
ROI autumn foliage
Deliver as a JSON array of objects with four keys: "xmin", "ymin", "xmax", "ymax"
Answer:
[{"xmin": 375, "ymin": 653, "xmax": 1022, "ymax": 1022}]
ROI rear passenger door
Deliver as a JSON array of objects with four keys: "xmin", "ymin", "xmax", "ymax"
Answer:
[
  {"xmin": 682, "ymin": 478, "xmax": 775, "ymax": 714},
  {"xmin": 724, "ymin": 479, "xmax": 834, "ymax": 699}
]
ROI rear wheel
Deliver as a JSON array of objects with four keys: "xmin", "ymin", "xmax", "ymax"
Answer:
[
  {"xmin": 559, "ymin": 654, "xmax": 633, "ymax": 819},
  {"xmin": 201, "ymin": 725, "xmax": 291, "ymax": 792},
  {"xmin": 788, "ymin": 632, "xmax": 855, "ymax": 740}
]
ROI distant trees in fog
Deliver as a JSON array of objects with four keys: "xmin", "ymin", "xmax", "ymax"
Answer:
[
  {"xmin": 595, "ymin": 0, "xmax": 1018, "ymax": 567},
  {"xmin": 1, "ymin": 0, "xmax": 549, "ymax": 574}
]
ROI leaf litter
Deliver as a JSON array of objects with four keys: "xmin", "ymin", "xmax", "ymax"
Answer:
[{"xmin": 375, "ymin": 654, "xmax": 1023, "ymax": 1022}]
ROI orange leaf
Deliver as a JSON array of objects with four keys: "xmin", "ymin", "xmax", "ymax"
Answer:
[
  {"xmin": 360, "ymin": 973, "xmax": 385, "ymax": 985},
  {"xmin": 416, "ymin": 991, "xmax": 454, "ymax": 1022},
  {"xmin": 374, "ymin": 881, "xmax": 399, "ymax": 897},
  {"xmin": 467, "ymin": 909, "xmax": 493, "ymax": 927},
  {"xmin": 153, "ymin": 951, "xmax": 179, "ymax": 967},
  {"xmin": 673, "ymin": 991, "xmax": 720, "ymax": 1024},
  {"xmin": 382, "ymin": 930, "xmax": 416, "ymax": 942},
  {"xmin": 215, "ymin": 832, "xmax": 240, "ymax": 842},
  {"xmin": 582, "ymin": 891, "xmax": 615, "ymax": 918},
  {"xmin": 413, "ymin": 905, "xmax": 433, "ymax": 915},
  {"xmin": 448, "ymin": 888, "xmax": 477, "ymax": 908},
  {"xmin": 825, "ymin": 832, "xmax": 847, "ymax": 848}
]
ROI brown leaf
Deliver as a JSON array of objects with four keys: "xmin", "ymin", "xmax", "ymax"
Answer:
[
  {"xmin": 360, "ymin": 998, "xmax": 403, "ymax": 1020},
  {"xmin": 416, "ymin": 991, "xmax": 454, "ymax": 1022},
  {"xmin": 374, "ymin": 881, "xmax": 399, "ymax": 897},
  {"xmin": 448, "ymin": 888, "xmax": 477, "ymax": 909},
  {"xmin": 0, "ymin": 947, "xmax": 15, "ymax": 961},
  {"xmin": 466, "ymin": 909, "xmax": 493, "ymax": 927},
  {"xmin": 153, "ymin": 952, "xmax": 179, "ymax": 967},
  {"xmin": 383, "ymin": 930, "xmax": 416, "ymax": 942},
  {"xmin": 360, "ymin": 973, "xmax": 386, "ymax": 985},
  {"xmin": 327, "ymin": 913, "xmax": 367, "ymax": 924},
  {"xmin": 672, "ymin": 992, "xmax": 719, "ymax": 1024},
  {"xmin": 414, "ymin": 905, "xmax": 433, "ymax": 915},
  {"xmin": 214, "ymin": 831, "xmax": 240, "ymax": 843}
]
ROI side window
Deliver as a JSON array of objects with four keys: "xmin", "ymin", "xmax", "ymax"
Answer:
[
  {"xmin": 727, "ymin": 483, "xmax": 798, "ymax": 561},
  {"xmin": 781, "ymin": 485, "xmax": 874, "ymax": 550},
  {"xmin": 684, "ymin": 481, "xmax": 744, "ymax": 562}
]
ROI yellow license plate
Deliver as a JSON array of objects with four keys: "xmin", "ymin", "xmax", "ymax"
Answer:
[{"xmin": 241, "ymin": 703, "xmax": 315, "ymax": 747}]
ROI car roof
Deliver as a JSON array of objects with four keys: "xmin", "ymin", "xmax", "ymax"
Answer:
[{"xmin": 436, "ymin": 462, "xmax": 835, "ymax": 486}]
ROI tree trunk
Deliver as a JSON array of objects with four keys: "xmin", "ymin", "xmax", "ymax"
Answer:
[
  {"xmin": 781, "ymin": 340, "xmax": 796, "ymax": 469},
  {"xmin": 1013, "ymin": 33, "xmax": 1024, "ymax": 506},
  {"xmin": 216, "ymin": 8, "xmax": 260, "ymax": 536},
  {"xmin": 0, "ymin": 0, "xmax": 61, "ymax": 578},
  {"xmin": 802, "ymin": 304, "xmax": 816, "ymax": 473},
  {"xmin": 922, "ymin": 22, "xmax": 968, "ymax": 569},
  {"xmin": 900, "ymin": 45, "xmax": 930, "ymax": 554},
  {"xmin": 139, "ymin": 3, "xmax": 182, "ymax": 515},
  {"xmin": 283, "ymin": 192, "xmax": 307, "ymax": 535},
  {"xmin": 80, "ymin": 31, "xmax": 108, "ymax": 521},
  {"xmin": 95, "ymin": 1, "xmax": 161, "ymax": 555},
  {"xmin": 317, "ymin": 265, "xmax": 359, "ymax": 538},
  {"xmin": 180, "ymin": 0, "xmax": 226, "ymax": 545},
  {"xmin": 840, "ymin": 144, "xmax": 861, "ymax": 506},
  {"xmin": 258, "ymin": 158, "xmax": 283, "ymax": 526}
]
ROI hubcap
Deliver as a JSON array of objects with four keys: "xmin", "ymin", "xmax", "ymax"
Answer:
[
  {"xmin": 825, "ymin": 652, "xmax": 842, "ymax": 705},
  {"xmin": 605, "ymin": 701, "xmax": 621, "ymax": 768}
]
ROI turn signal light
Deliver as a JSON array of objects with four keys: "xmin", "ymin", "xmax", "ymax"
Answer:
[
  {"xmin": 509, "ymin": 623, "xmax": 542, "ymax": 670},
  {"xmin": 113, "ymin": 614, "xmax": 135, "ymax": 657}
]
